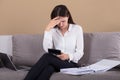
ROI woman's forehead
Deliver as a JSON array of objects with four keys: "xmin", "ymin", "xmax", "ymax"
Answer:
[{"xmin": 59, "ymin": 17, "xmax": 68, "ymax": 20}]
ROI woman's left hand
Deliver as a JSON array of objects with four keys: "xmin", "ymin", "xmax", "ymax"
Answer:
[{"xmin": 57, "ymin": 53, "xmax": 69, "ymax": 60}]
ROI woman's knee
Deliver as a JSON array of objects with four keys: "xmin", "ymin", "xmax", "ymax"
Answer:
[
  {"xmin": 42, "ymin": 53, "xmax": 57, "ymax": 60},
  {"xmin": 42, "ymin": 53, "xmax": 50, "ymax": 57},
  {"xmin": 41, "ymin": 53, "xmax": 52, "ymax": 59}
]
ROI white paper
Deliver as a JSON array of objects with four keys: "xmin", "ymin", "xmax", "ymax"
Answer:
[
  {"xmin": 60, "ymin": 59, "xmax": 120, "ymax": 75},
  {"xmin": 60, "ymin": 67, "xmax": 95, "ymax": 75}
]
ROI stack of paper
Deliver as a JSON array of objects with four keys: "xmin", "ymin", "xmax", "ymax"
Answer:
[{"xmin": 60, "ymin": 59, "xmax": 120, "ymax": 75}]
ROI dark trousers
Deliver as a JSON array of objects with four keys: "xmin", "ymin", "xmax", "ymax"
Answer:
[{"xmin": 24, "ymin": 53, "xmax": 79, "ymax": 80}]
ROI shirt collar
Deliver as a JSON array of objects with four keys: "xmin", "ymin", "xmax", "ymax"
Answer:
[{"xmin": 68, "ymin": 24, "xmax": 72, "ymax": 32}]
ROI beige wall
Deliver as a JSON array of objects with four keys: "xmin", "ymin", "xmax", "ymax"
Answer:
[{"xmin": 0, "ymin": 0, "xmax": 120, "ymax": 34}]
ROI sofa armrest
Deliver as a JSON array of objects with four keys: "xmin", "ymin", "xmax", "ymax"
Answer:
[{"xmin": 0, "ymin": 35, "xmax": 12, "ymax": 56}]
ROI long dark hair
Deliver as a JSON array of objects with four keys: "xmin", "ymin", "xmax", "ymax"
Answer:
[{"xmin": 51, "ymin": 5, "xmax": 75, "ymax": 24}]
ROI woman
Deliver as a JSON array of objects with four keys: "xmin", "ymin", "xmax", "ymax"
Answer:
[{"xmin": 24, "ymin": 4, "xmax": 84, "ymax": 80}]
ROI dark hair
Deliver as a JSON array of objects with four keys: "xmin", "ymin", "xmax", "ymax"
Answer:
[{"xmin": 51, "ymin": 5, "xmax": 75, "ymax": 24}]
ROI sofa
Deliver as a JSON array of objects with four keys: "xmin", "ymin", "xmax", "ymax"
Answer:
[{"xmin": 0, "ymin": 32, "xmax": 120, "ymax": 80}]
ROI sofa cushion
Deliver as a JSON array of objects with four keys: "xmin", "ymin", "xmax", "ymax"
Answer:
[
  {"xmin": 12, "ymin": 34, "xmax": 45, "ymax": 66},
  {"xmin": 79, "ymin": 32, "xmax": 120, "ymax": 65},
  {"xmin": 0, "ymin": 68, "xmax": 27, "ymax": 80},
  {"xmin": 0, "ymin": 35, "xmax": 12, "ymax": 56}
]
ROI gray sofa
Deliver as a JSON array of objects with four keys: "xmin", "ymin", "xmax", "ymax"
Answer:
[{"xmin": 0, "ymin": 32, "xmax": 120, "ymax": 80}]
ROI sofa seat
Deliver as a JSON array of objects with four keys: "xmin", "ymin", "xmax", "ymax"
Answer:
[
  {"xmin": 0, "ymin": 68, "xmax": 27, "ymax": 80},
  {"xmin": 0, "ymin": 68, "xmax": 120, "ymax": 80}
]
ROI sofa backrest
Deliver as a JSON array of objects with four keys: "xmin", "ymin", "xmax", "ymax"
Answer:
[
  {"xmin": 12, "ymin": 34, "xmax": 45, "ymax": 66},
  {"xmin": 1, "ymin": 32, "xmax": 120, "ymax": 67},
  {"xmin": 79, "ymin": 32, "xmax": 120, "ymax": 66}
]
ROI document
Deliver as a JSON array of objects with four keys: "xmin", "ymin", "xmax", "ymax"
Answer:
[{"xmin": 60, "ymin": 59, "xmax": 120, "ymax": 75}]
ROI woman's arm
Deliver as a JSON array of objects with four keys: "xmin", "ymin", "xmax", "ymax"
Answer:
[
  {"xmin": 68, "ymin": 26, "xmax": 84, "ymax": 63},
  {"xmin": 43, "ymin": 31, "xmax": 53, "ymax": 52},
  {"xmin": 43, "ymin": 17, "xmax": 61, "ymax": 52}
]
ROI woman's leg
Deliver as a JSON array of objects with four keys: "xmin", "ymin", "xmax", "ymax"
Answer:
[
  {"xmin": 43, "ymin": 53, "xmax": 79, "ymax": 70},
  {"xmin": 36, "ymin": 65, "xmax": 55, "ymax": 80},
  {"xmin": 24, "ymin": 53, "xmax": 79, "ymax": 80},
  {"xmin": 24, "ymin": 53, "xmax": 50, "ymax": 80},
  {"xmin": 36, "ymin": 54, "xmax": 78, "ymax": 80}
]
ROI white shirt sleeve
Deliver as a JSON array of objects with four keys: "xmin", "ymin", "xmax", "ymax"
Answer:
[
  {"xmin": 68, "ymin": 26, "xmax": 84, "ymax": 63},
  {"xmin": 43, "ymin": 31, "xmax": 53, "ymax": 52}
]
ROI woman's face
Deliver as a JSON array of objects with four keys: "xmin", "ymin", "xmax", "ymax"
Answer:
[{"xmin": 57, "ymin": 17, "xmax": 69, "ymax": 30}]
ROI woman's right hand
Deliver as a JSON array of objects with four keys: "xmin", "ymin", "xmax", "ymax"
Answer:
[{"xmin": 45, "ymin": 16, "xmax": 61, "ymax": 31}]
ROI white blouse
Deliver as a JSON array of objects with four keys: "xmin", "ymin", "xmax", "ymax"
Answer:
[{"xmin": 43, "ymin": 24, "xmax": 84, "ymax": 63}]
